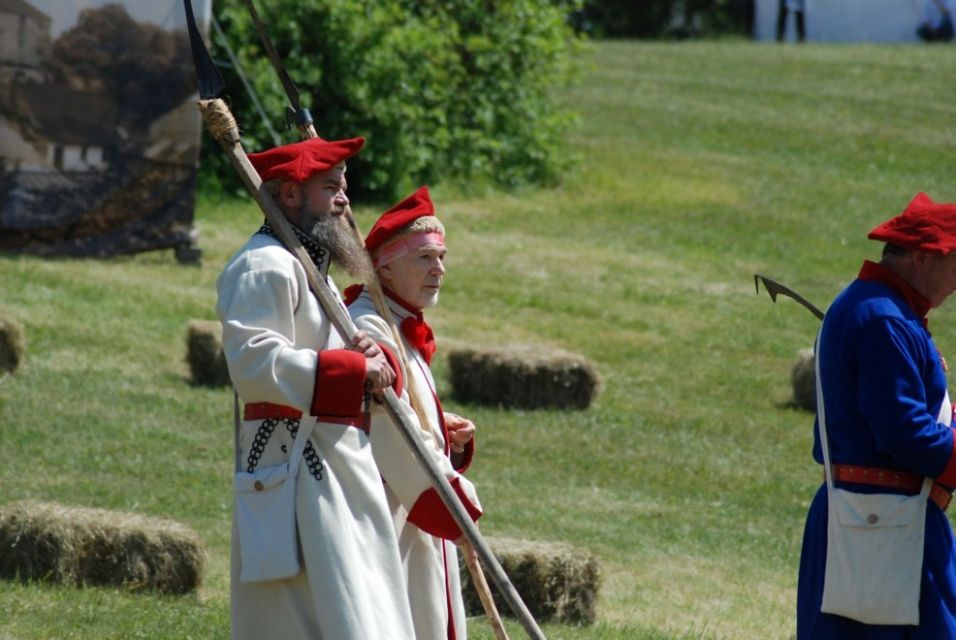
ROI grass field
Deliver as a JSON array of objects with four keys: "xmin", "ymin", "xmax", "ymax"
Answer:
[{"xmin": 2, "ymin": 39, "xmax": 956, "ymax": 639}]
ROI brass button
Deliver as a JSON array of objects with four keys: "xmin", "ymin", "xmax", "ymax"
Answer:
[
  {"xmin": 254, "ymin": 481, "xmax": 264, "ymax": 492},
  {"xmin": 867, "ymin": 514, "xmax": 879, "ymax": 524}
]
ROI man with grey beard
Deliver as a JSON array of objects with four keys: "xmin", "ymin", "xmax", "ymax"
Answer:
[{"xmin": 216, "ymin": 136, "xmax": 416, "ymax": 640}]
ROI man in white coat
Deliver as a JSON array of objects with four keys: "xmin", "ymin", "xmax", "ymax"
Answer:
[
  {"xmin": 345, "ymin": 186, "xmax": 483, "ymax": 640},
  {"xmin": 216, "ymin": 135, "xmax": 416, "ymax": 639}
]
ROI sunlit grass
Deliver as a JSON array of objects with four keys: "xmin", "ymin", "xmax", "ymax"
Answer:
[{"xmin": 2, "ymin": 39, "xmax": 955, "ymax": 639}]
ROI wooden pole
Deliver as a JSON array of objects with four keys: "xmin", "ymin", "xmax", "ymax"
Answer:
[{"xmin": 462, "ymin": 540, "xmax": 511, "ymax": 640}]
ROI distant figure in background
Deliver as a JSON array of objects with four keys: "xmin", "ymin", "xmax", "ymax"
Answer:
[
  {"xmin": 776, "ymin": 0, "xmax": 806, "ymax": 42},
  {"xmin": 918, "ymin": 0, "xmax": 955, "ymax": 41}
]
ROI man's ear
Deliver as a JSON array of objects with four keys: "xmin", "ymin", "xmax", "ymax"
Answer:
[
  {"xmin": 376, "ymin": 265, "xmax": 392, "ymax": 287},
  {"xmin": 913, "ymin": 251, "xmax": 933, "ymax": 270},
  {"xmin": 278, "ymin": 181, "xmax": 302, "ymax": 209}
]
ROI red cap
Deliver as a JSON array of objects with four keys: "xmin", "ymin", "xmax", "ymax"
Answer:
[
  {"xmin": 868, "ymin": 192, "xmax": 956, "ymax": 255},
  {"xmin": 248, "ymin": 136, "xmax": 364, "ymax": 183},
  {"xmin": 365, "ymin": 186, "xmax": 436, "ymax": 254}
]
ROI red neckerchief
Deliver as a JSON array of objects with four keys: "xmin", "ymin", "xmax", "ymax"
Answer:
[
  {"xmin": 342, "ymin": 283, "xmax": 364, "ymax": 306},
  {"xmin": 858, "ymin": 260, "xmax": 931, "ymax": 327},
  {"xmin": 383, "ymin": 288, "xmax": 437, "ymax": 365},
  {"xmin": 342, "ymin": 284, "xmax": 437, "ymax": 364}
]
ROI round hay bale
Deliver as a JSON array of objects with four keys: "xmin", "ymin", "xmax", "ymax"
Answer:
[
  {"xmin": 0, "ymin": 500, "xmax": 205, "ymax": 595},
  {"xmin": 448, "ymin": 346, "xmax": 601, "ymax": 410},
  {"xmin": 186, "ymin": 320, "xmax": 230, "ymax": 387},
  {"xmin": 791, "ymin": 347, "xmax": 816, "ymax": 411},
  {"xmin": 0, "ymin": 315, "xmax": 26, "ymax": 375},
  {"xmin": 460, "ymin": 537, "xmax": 600, "ymax": 625}
]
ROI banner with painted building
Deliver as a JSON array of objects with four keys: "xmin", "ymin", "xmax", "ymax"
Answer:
[{"xmin": 0, "ymin": 0, "xmax": 211, "ymax": 259}]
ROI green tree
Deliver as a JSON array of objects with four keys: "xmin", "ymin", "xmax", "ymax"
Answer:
[{"xmin": 205, "ymin": 0, "xmax": 583, "ymax": 201}]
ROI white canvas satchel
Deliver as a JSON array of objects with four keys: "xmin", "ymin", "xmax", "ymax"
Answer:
[
  {"xmin": 234, "ymin": 417, "xmax": 315, "ymax": 584},
  {"xmin": 815, "ymin": 336, "xmax": 929, "ymax": 625}
]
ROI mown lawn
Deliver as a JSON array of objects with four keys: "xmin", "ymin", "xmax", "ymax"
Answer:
[{"xmin": 2, "ymin": 39, "xmax": 955, "ymax": 639}]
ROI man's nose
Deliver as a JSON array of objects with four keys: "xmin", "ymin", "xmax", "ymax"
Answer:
[{"xmin": 334, "ymin": 192, "xmax": 349, "ymax": 207}]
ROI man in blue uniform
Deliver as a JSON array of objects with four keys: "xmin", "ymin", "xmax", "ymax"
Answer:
[{"xmin": 797, "ymin": 192, "xmax": 956, "ymax": 638}]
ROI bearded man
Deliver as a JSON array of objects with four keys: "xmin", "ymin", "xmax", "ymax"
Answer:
[
  {"xmin": 216, "ymin": 136, "xmax": 415, "ymax": 639},
  {"xmin": 346, "ymin": 186, "xmax": 482, "ymax": 640}
]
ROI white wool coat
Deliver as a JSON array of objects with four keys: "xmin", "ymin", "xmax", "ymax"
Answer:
[
  {"xmin": 217, "ymin": 231, "xmax": 415, "ymax": 640},
  {"xmin": 349, "ymin": 290, "xmax": 482, "ymax": 640}
]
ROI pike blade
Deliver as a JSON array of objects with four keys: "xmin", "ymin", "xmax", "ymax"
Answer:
[
  {"xmin": 754, "ymin": 273, "xmax": 825, "ymax": 321},
  {"xmin": 183, "ymin": 0, "xmax": 225, "ymax": 100}
]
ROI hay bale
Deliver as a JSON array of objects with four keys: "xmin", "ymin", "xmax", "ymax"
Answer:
[
  {"xmin": 0, "ymin": 500, "xmax": 205, "ymax": 595},
  {"xmin": 791, "ymin": 347, "xmax": 816, "ymax": 411},
  {"xmin": 186, "ymin": 320, "xmax": 230, "ymax": 387},
  {"xmin": 460, "ymin": 537, "xmax": 600, "ymax": 625},
  {"xmin": 0, "ymin": 315, "xmax": 26, "ymax": 375},
  {"xmin": 448, "ymin": 346, "xmax": 601, "ymax": 410}
]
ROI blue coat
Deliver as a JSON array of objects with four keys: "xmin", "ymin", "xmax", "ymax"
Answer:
[{"xmin": 797, "ymin": 261, "xmax": 956, "ymax": 639}]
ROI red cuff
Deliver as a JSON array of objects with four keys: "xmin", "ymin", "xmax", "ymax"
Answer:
[
  {"xmin": 407, "ymin": 476, "xmax": 482, "ymax": 540},
  {"xmin": 310, "ymin": 349, "xmax": 367, "ymax": 418},
  {"xmin": 379, "ymin": 343, "xmax": 404, "ymax": 397},
  {"xmin": 937, "ymin": 428, "xmax": 956, "ymax": 488},
  {"xmin": 452, "ymin": 438, "xmax": 475, "ymax": 473}
]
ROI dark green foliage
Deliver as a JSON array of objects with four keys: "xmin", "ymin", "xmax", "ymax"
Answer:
[
  {"xmin": 202, "ymin": 0, "xmax": 582, "ymax": 201},
  {"xmin": 572, "ymin": 0, "xmax": 753, "ymax": 39}
]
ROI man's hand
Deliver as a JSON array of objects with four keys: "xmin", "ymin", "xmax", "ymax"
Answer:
[
  {"xmin": 443, "ymin": 412, "xmax": 476, "ymax": 454},
  {"xmin": 351, "ymin": 330, "xmax": 395, "ymax": 393}
]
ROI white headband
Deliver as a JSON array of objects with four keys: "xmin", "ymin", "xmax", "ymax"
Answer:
[{"xmin": 373, "ymin": 232, "xmax": 445, "ymax": 269}]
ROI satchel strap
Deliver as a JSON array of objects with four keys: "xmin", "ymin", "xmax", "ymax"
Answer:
[
  {"xmin": 287, "ymin": 420, "xmax": 315, "ymax": 478},
  {"xmin": 234, "ymin": 389, "xmax": 241, "ymax": 473}
]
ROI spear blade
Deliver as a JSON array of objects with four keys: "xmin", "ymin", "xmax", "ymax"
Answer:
[
  {"xmin": 754, "ymin": 273, "xmax": 825, "ymax": 321},
  {"xmin": 183, "ymin": 0, "xmax": 225, "ymax": 100}
]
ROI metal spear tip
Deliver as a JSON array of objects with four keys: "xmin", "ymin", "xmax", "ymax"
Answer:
[
  {"xmin": 183, "ymin": 0, "xmax": 225, "ymax": 100},
  {"xmin": 753, "ymin": 273, "xmax": 825, "ymax": 321},
  {"xmin": 754, "ymin": 273, "xmax": 779, "ymax": 302}
]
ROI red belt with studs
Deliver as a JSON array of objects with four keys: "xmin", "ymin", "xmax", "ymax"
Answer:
[{"xmin": 828, "ymin": 464, "xmax": 952, "ymax": 512}]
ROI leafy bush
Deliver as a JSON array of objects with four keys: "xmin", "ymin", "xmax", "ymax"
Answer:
[{"xmin": 203, "ymin": 0, "xmax": 583, "ymax": 201}]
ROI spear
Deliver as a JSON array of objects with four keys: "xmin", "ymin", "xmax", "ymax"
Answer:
[{"xmin": 183, "ymin": 2, "xmax": 541, "ymax": 637}]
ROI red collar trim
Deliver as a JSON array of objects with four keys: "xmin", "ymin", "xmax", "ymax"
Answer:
[
  {"xmin": 382, "ymin": 286, "xmax": 424, "ymax": 320},
  {"xmin": 858, "ymin": 260, "xmax": 931, "ymax": 324}
]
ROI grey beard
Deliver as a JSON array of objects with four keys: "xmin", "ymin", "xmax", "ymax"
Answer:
[{"xmin": 298, "ymin": 208, "xmax": 373, "ymax": 281}]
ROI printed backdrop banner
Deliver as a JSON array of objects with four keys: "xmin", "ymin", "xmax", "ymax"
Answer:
[{"xmin": 0, "ymin": 0, "xmax": 212, "ymax": 258}]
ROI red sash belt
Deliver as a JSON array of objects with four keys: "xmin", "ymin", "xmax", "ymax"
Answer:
[
  {"xmin": 244, "ymin": 402, "xmax": 368, "ymax": 434},
  {"xmin": 829, "ymin": 464, "xmax": 952, "ymax": 512}
]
